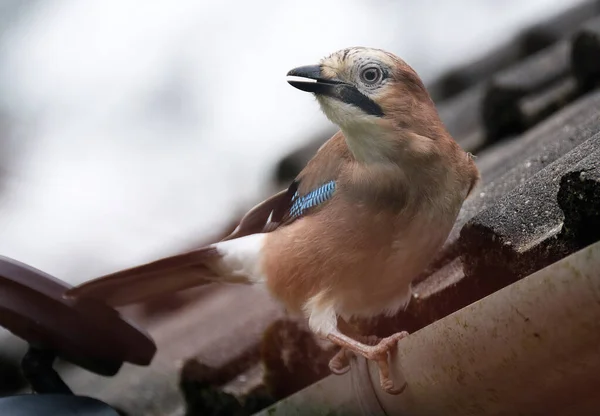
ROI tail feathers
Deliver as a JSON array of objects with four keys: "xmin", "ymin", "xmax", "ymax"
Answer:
[{"xmin": 64, "ymin": 246, "xmax": 221, "ymax": 307}]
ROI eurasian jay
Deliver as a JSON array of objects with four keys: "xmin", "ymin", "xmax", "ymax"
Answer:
[{"xmin": 65, "ymin": 47, "xmax": 480, "ymax": 394}]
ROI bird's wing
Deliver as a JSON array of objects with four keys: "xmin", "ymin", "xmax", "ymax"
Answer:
[
  {"xmin": 221, "ymin": 183, "xmax": 297, "ymax": 240},
  {"xmin": 64, "ymin": 133, "xmax": 351, "ymax": 305},
  {"xmin": 226, "ymin": 132, "xmax": 351, "ymax": 238}
]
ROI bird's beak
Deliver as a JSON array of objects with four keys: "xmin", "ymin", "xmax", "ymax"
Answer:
[
  {"xmin": 286, "ymin": 65, "xmax": 345, "ymax": 94},
  {"xmin": 286, "ymin": 65, "xmax": 384, "ymax": 117}
]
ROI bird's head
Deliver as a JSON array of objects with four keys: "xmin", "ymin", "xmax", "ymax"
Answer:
[{"xmin": 287, "ymin": 47, "xmax": 444, "ymax": 163}]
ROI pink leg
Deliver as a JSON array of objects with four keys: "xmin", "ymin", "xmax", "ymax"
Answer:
[
  {"xmin": 326, "ymin": 329, "xmax": 409, "ymax": 394},
  {"xmin": 329, "ymin": 334, "xmax": 380, "ymax": 375}
]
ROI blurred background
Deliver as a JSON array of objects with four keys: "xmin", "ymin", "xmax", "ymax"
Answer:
[{"xmin": 0, "ymin": 0, "xmax": 583, "ymax": 286}]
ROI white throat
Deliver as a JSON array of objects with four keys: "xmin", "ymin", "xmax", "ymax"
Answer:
[
  {"xmin": 341, "ymin": 124, "xmax": 395, "ymax": 163},
  {"xmin": 318, "ymin": 97, "xmax": 393, "ymax": 163}
]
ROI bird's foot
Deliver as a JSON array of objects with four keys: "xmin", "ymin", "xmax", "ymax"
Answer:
[
  {"xmin": 328, "ymin": 348, "xmax": 353, "ymax": 375},
  {"xmin": 328, "ymin": 331, "xmax": 409, "ymax": 395},
  {"xmin": 366, "ymin": 331, "xmax": 409, "ymax": 395},
  {"xmin": 328, "ymin": 335, "xmax": 380, "ymax": 374}
]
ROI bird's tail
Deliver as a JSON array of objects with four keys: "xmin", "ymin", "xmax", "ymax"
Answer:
[{"xmin": 64, "ymin": 246, "xmax": 222, "ymax": 307}]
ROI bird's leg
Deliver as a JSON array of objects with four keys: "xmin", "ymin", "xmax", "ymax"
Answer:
[
  {"xmin": 306, "ymin": 298, "xmax": 408, "ymax": 394},
  {"xmin": 329, "ymin": 334, "xmax": 380, "ymax": 374},
  {"xmin": 326, "ymin": 328, "xmax": 409, "ymax": 394},
  {"xmin": 328, "ymin": 319, "xmax": 379, "ymax": 375}
]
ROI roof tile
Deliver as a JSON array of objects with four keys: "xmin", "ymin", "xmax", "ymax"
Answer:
[
  {"xmin": 430, "ymin": 0, "xmax": 600, "ymax": 101},
  {"xmin": 572, "ymin": 16, "xmax": 600, "ymax": 89},
  {"xmin": 482, "ymin": 41, "xmax": 576, "ymax": 140},
  {"xmin": 460, "ymin": 133, "xmax": 600, "ymax": 282}
]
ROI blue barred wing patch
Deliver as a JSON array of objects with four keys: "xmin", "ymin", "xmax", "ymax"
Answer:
[{"xmin": 289, "ymin": 180, "xmax": 336, "ymax": 219}]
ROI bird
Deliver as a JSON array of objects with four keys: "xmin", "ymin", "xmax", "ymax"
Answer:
[{"xmin": 65, "ymin": 47, "xmax": 480, "ymax": 394}]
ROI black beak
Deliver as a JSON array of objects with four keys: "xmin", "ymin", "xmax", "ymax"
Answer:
[
  {"xmin": 286, "ymin": 65, "xmax": 345, "ymax": 94},
  {"xmin": 286, "ymin": 65, "xmax": 384, "ymax": 117}
]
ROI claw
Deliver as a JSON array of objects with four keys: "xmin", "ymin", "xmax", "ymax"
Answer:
[
  {"xmin": 381, "ymin": 379, "xmax": 407, "ymax": 395},
  {"xmin": 329, "ymin": 360, "xmax": 351, "ymax": 375},
  {"xmin": 329, "ymin": 348, "xmax": 353, "ymax": 375}
]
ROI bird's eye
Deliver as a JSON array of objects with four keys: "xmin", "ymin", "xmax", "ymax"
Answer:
[{"xmin": 360, "ymin": 67, "xmax": 382, "ymax": 84}]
